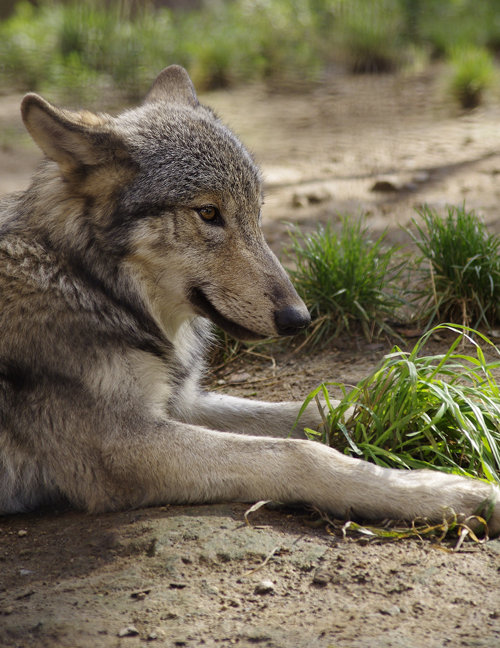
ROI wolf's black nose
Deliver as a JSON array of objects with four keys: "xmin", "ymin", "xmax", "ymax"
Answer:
[{"xmin": 274, "ymin": 305, "xmax": 311, "ymax": 336}]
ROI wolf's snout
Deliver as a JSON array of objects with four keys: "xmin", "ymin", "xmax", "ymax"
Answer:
[{"xmin": 274, "ymin": 305, "xmax": 311, "ymax": 336}]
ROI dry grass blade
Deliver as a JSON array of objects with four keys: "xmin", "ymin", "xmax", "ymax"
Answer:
[
  {"xmin": 313, "ymin": 507, "xmax": 489, "ymax": 550},
  {"xmin": 242, "ymin": 546, "xmax": 281, "ymax": 577},
  {"xmin": 244, "ymin": 500, "xmax": 274, "ymax": 525}
]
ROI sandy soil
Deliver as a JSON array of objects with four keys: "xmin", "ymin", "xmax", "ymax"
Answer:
[{"xmin": 1, "ymin": 67, "xmax": 500, "ymax": 648}]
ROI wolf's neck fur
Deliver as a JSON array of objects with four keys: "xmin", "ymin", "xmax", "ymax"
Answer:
[{"xmin": 13, "ymin": 160, "xmax": 210, "ymax": 368}]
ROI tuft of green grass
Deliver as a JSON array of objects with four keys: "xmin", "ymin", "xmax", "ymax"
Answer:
[
  {"xmin": 285, "ymin": 219, "xmax": 407, "ymax": 346},
  {"xmin": 299, "ymin": 325, "xmax": 500, "ymax": 486},
  {"xmin": 448, "ymin": 46, "xmax": 496, "ymax": 109},
  {"xmin": 410, "ymin": 204, "xmax": 500, "ymax": 330}
]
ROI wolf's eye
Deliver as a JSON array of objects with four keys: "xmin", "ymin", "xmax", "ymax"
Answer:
[{"xmin": 197, "ymin": 205, "xmax": 221, "ymax": 224}]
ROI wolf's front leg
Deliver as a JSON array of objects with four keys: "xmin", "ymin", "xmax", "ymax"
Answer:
[
  {"xmin": 95, "ymin": 422, "xmax": 500, "ymax": 536},
  {"xmin": 172, "ymin": 391, "xmax": 331, "ymax": 438}
]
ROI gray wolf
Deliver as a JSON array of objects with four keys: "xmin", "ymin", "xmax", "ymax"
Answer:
[{"xmin": 0, "ymin": 65, "xmax": 498, "ymax": 534}]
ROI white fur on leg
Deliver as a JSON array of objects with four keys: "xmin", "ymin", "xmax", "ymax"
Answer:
[{"xmin": 172, "ymin": 391, "xmax": 328, "ymax": 439}]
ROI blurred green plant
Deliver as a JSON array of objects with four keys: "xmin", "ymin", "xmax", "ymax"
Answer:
[
  {"xmin": 336, "ymin": 0, "xmax": 405, "ymax": 73},
  {"xmin": 0, "ymin": 0, "xmax": 333, "ymax": 100},
  {"xmin": 418, "ymin": 0, "xmax": 500, "ymax": 56},
  {"xmin": 0, "ymin": 2, "xmax": 54, "ymax": 91},
  {"xmin": 1, "ymin": 0, "xmax": 499, "ymax": 101},
  {"xmin": 410, "ymin": 204, "xmax": 500, "ymax": 330},
  {"xmin": 0, "ymin": 1, "xmax": 178, "ymax": 100},
  {"xmin": 448, "ymin": 46, "xmax": 496, "ymax": 109}
]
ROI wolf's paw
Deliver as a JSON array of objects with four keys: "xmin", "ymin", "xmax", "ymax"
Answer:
[
  {"xmin": 483, "ymin": 485, "xmax": 500, "ymax": 538},
  {"xmin": 460, "ymin": 483, "xmax": 500, "ymax": 538}
]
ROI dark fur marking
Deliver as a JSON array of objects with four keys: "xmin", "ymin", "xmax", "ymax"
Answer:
[
  {"xmin": 63, "ymin": 253, "xmax": 171, "ymax": 360},
  {"xmin": 0, "ymin": 363, "xmax": 94, "ymax": 450},
  {"xmin": 108, "ymin": 200, "xmax": 175, "ymax": 233},
  {"xmin": 0, "ymin": 363, "xmax": 88, "ymax": 400},
  {"xmin": 0, "ymin": 360, "xmax": 37, "ymax": 393},
  {"xmin": 169, "ymin": 364, "xmax": 190, "ymax": 389}
]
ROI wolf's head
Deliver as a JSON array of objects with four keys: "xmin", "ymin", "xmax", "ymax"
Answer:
[{"xmin": 21, "ymin": 66, "xmax": 311, "ymax": 342}]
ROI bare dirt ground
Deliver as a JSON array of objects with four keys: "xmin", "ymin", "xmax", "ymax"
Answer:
[{"xmin": 2, "ymin": 67, "xmax": 500, "ymax": 648}]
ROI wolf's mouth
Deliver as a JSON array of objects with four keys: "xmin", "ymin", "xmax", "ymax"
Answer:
[{"xmin": 189, "ymin": 287, "xmax": 268, "ymax": 342}]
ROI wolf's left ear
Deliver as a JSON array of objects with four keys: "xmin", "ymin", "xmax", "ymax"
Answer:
[
  {"xmin": 145, "ymin": 65, "xmax": 199, "ymax": 108},
  {"xmin": 21, "ymin": 94, "xmax": 127, "ymax": 176}
]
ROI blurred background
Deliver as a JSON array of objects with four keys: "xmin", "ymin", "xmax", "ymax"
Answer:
[
  {"xmin": 1, "ymin": 0, "xmax": 499, "ymax": 102},
  {"xmin": 1, "ymin": 0, "xmax": 500, "ymax": 245}
]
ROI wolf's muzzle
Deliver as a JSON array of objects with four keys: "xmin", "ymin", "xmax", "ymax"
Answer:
[{"xmin": 274, "ymin": 305, "xmax": 311, "ymax": 336}]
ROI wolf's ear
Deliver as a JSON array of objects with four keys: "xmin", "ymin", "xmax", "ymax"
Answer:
[
  {"xmin": 21, "ymin": 94, "xmax": 125, "ymax": 176},
  {"xmin": 144, "ymin": 65, "xmax": 199, "ymax": 108}
]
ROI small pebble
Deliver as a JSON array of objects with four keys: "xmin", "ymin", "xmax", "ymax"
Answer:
[
  {"xmin": 228, "ymin": 371, "xmax": 251, "ymax": 384},
  {"xmin": 254, "ymin": 579, "xmax": 276, "ymax": 595},
  {"xmin": 18, "ymin": 530, "xmax": 27, "ymax": 537},
  {"xmin": 292, "ymin": 193, "xmax": 309, "ymax": 208},
  {"xmin": 118, "ymin": 626, "xmax": 140, "ymax": 637},
  {"xmin": 149, "ymin": 627, "xmax": 166, "ymax": 640},
  {"xmin": 371, "ymin": 179, "xmax": 400, "ymax": 192},
  {"xmin": 412, "ymin": 171, "xmax": 430, "ymax": 183},
  {"xmin": 380, "ymin": 605, "xmax": 401, "ymax": 616},
  {"xmin": 203, "ymin": 583, "xmax": 219, "ymax": 595},
  {"xmin": 15, "ymin": 589, "xmax": 35, "ymax": 600},
  {"xmin": 312, "ymin": 570, "xmax": 331, "ymax": 586},
  {"xmin": 305, "ymin": 188, "xmax": 332, "ymax": 204},
  {"xmin": 131, "ymin": 589, "xmax": 150, "ymax": 600}
]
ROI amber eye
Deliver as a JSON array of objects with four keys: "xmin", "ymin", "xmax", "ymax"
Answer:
[{"xmin": 197, "ymin": 205, "xmax": 221, "ymax": 223}]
